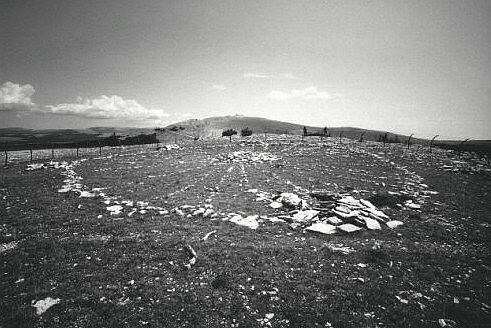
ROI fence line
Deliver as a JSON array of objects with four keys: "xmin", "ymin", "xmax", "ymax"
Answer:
[{"xmin": 2, "ymin": 133, "xmax": 489, "ymax": 166}]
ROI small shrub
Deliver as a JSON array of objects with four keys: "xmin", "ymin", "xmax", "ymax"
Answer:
[{"xmin": 240, "ymin": 127, "xmax": 253, "ymax": 137}]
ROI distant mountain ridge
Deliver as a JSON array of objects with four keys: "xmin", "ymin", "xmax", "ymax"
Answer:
[
  {"xmin": 1, "ymin": 116, "xmax": 490, "ymax": 155},
  {"xmin": 0, "ymin": 127, "xmax": 155, "ymax": 146}
]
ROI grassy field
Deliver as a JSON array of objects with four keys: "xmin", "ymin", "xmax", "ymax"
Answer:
[{"xmin": 1, "ymin": 136, "xmax": 490, "ymax": 327}]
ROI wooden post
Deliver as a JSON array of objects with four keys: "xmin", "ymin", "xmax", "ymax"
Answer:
[
  {"xmin": 30, "ymin": 145, "xmax": 33, "ymax": 161},
  {"xmin": 429, "ymin": 135, "xmax": 439, "ymax": 152},
  {"xmin": 339, "ymin": 131, "xmax": 343, "ymax": 143},
  {"xmin": 458, "ymin": 138, "xmax": 470, "ymax": 158},
  {"xmin": 51, "ymin": 144, "xmax": 54, "ymax": 159},
  {"xmin": 76, "ymin": 144, "xmax": 79, "ymax": 157},
  {"xmin": 264, "ymin": 132, "xmax": 267, "ymax": 141},
  {"xmin": 4, "ymin": 150, "xmax": 7, "ymax": 166},
  {"xmin": 407, "ymin": 133, "xmax": 414, "ymax": 150}
]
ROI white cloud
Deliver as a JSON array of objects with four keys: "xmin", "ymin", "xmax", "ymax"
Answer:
[
  {"xmin": 45, "ymin": 95, "xmax": 169, "ymax": 120},
  {"xmin": 0, "ymin": 81, "xmax": 170, "ymax": 121},
  {"xmin": 0, "ymin": 82, "xmax": 35, "ymax": 110},
  {"xmin": 268, "ymin": 86, "xmax": 332, "ymax": 101},
  {"xmin": 211, "ymin": 84, "xmax": 226, "ymax": 91},
  {"xmin": 244, "ymin": 72, "xmax": 300, "ymax": 80}
]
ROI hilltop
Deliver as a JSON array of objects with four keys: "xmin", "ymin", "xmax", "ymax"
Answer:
[
  {"xmin": 162, "ymin": 115, "xmax": 491, "ymax": 156},
  {"xmin": 163, "ymin": 115, "xmax": 411, "ymax": 143}
]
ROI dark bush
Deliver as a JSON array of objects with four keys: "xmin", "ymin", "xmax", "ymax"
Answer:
[{"xmin": 241, "ymin": 127, "xmax": 253, "ymax": 137}]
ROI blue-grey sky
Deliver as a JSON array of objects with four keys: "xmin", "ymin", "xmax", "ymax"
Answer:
[{"xmin": 1, "ymin": 0, "xmax": 490, "ymax": 139}]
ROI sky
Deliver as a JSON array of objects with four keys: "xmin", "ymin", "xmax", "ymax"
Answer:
[{"xmin": 1, "ymin": 0, "xmax": 490, "ymax": 139}]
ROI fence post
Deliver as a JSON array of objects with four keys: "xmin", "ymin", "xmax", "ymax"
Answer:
[
  {"xmin": 30, "ymin": 144, "xmax": 33, "ymax": 161},
  {"xmin": 429, "ymin": 135, "xmax": 439, "ymax": 153},
  {"xmin": 4, "ymin": 150, "xmax": 7, "ymax": 166},
  {"xmin": 51, "ymin": 144, "xmax": 54, "ymax": 159},
  {"xmin": 383, "ymin": 132, "xmax": 389, "ymax": 146},
  {"xmin": 99, "ymin": 142, "xmax": 102, "ymax": 156},
  {"xmin": 407, "ymin": 133, "xmax": 414, "ymax": 150},
  {"xmin": 339, "ymin": 131, "xmax": 343, "ymax": 143},
  {"xmin": 458, "ymin": 138, "xmax": 470, "ymax": 158},
  {"xmin": 76, "ymin": 144, "xmax": 79, "ymax": 157}
]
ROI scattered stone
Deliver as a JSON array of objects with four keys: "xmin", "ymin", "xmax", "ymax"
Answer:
[
  {"xmin": 438, "ymin": 319, "xmax": 457, "ymax": 327},
  {"xmin": 158, "ymin": 144, "xmax": 180, "ymax": 151},
  {"xmin": 292, "ymin": 210, "xmax": 319, "ymax": 223},
  {"xmin": 214, "ymin": 150, "xmax": 280, "ymax": 163},
  {"xmin": 325, "ymin": 244, "xmax": 355, "ymax": 254},
  {"xmin": 32, "ymin": 297, "xmax": 61, "ymax": 315},
  {"xmin": 386, "ymin": 220, "xmax": 404, "ymax": 229},
  {"xmin": 305, "ymin": 222, "xmax": 337, "ymax": 235},
  {"xmin": 361, "ymin": 216, "xmax": 382, "ymax": 230},
  {"xmin": 269, "ymin": 201, "xmax": 283, "ymax": 209},
  {"xmin": 337, "ymin": 224, "xmax": 362, "ymax": 233},
  {"xmin": 79, "ymin": 191, "xmax": 95, "ymax": 198},
  {"xmin": 183, "ymin": 245, "xmax": 197, "ymax": 269},
  {"xmin": 279, "ymin": 193, "xmax": 305, "ymax": 209},
  {"xmin": 0, "ymin": 241, "xmax": 19, "ymax": 254},
  {"xmin": 26, "ymin": 163, "xmax": 45, "ymax": 171},
  {"xmin": 405, "ymin": 200, "xmax": 422, "ymax": 209},
  {"xmin": 229, "ymin": 214, "xmax": 259, "ymax": 230},
  {"xmin": 106, "ymin": 205, "xmax": 123, "ymax": 215}
]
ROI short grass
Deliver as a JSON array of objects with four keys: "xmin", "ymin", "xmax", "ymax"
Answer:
[{"xmin": 1, "ymin": 137, "xmax": 490, "ymax": 327}]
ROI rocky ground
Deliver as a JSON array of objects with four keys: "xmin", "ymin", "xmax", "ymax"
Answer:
[{"xmin": 1, "ymin": 136, "xmax": 490, "ymax": 327}]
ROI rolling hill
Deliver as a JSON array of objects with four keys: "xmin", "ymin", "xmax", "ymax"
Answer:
[
  {"xmin": 1, "ymin": 116, "xmax": 489, "ymax": 155},
  {"xmin": 163, "ymin": 115, "xmax": 416, "ymax": 143}
]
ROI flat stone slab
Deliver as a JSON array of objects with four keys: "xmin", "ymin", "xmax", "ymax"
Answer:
[
  {"xmin": 305, "ymin": 222, "xmax": 337, "ymax": 235},
  {"xmin": 337, "ymin": 223, "xmax": 363, "ymax": 233},
  {"xmin": 362, "ymin": 216, "xmax": 382, "ymax": 230},
  {"xmin": 292, "ymin": 210, "xmax": 319, "ymax": 223},
  {"xmin": 326, "ymin": 216, "xmax": 343, "ymax": 225},
  {"xmin": 386, "ymin": 220, "xmax": 404, "ymax": 229},
  {"xmin": 269, "ymin": 201, "xmax": 283, "ymax": 209}
]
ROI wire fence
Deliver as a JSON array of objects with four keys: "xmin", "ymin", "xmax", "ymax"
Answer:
[{"xmin": 1, "ymin": 132, "xmax": 489, "ymax": 166}]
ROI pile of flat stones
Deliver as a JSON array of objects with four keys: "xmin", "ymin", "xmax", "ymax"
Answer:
[
  {"xmin": 212, "ymin": 150, "xmax": 281, "ymax": 164},
  {"xmin": 268, "ymin": 190, "xmax": 403, "ymax": 235}
]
